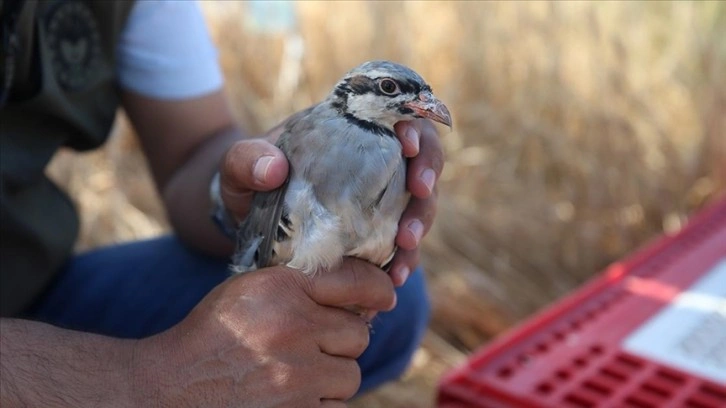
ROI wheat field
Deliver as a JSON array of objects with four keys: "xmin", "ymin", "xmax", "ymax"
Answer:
[{"xmin": 46, "ymin": 2, "xmax": 726, "ymax": 407}]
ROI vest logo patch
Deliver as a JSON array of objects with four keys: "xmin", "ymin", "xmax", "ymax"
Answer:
[{"xmin": 45, "ymin": 1, "xmax": 102, "ymax": 92}]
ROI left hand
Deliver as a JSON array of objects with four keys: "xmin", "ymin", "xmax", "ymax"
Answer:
[{"xmin": 389, "ymin": 119, "xmax": 444, "ymax": 287}]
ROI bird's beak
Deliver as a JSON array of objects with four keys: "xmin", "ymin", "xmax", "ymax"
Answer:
[{"xmin": 403, "ymin": 91, "xmax": 452, "ymax": 128}]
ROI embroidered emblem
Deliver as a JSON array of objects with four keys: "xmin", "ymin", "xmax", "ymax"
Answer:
[{"xmin": 45, "ymin": 1, "xmax": 102, "ymax": 91}]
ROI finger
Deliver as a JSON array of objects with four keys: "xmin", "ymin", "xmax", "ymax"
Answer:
[
  {"xmin": 304, "ymin": 258, "xmax": 396, "ymax": 312},
  {"xmin": 394, "ymin": 120, "xmax": 420, "ymax": 157},
  {"xmin": 388, "ymin": 248, "xmax": 420, "ymax": 287},
  {"xmin": 220, "ymin": 139, "xmax": 289, "ymax": 217},
  {"xmin": 396, "ymin": 193, "xmax": 437, "ymax": 251},
  {"xmin": 318, "ymin": 356, "xmax": 361, "ymax": 401},
  {"xmin": 315, "ymin": 308, "xmax": 370, "ymax": 358},
  {"xmin": 406, "ymin": 120, "xmax": 444, "ymax": 199}
]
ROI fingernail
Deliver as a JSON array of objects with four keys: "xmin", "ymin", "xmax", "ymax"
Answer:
[
  {"xmin": 406, "ymin": 126, "xmax": 420, "ymax": 153},
  {"xmin": 420, "ymin": 168, "xmax": 436, "ymax": 195},
  {"xmin": 397, "ymin": 266, "xmax": 410, "ymax": 287},
  {"xmin": 253, "ymin": 156, "xmax": 275, "ymax": 184},
  {"xmin": 408, "ymin": 219, "xmax": 424, "ymax": 245},
  {"xmin": 390, "ymin": 292, "xmax": 398, "ymax": 310}
]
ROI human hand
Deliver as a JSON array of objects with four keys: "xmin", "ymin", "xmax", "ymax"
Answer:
[
  {"xmin": 389, "ymin": 119, "xmax": 444, "ymax": 287},
  {"xmin": 219, "ymin": 113, "xmax": 443, "ymax": 287},
  {"xmin": 130, "ymin": 258, "xmax": 396, "ymax": 407}
]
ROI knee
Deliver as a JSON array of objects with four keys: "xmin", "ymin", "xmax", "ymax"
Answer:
[{"xmin": 358, "ymin": 267, "xmax": 430, "ymax": 393}]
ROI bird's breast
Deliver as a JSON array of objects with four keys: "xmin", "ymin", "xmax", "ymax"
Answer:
[{"xmin": 279, "ymin": 116, "xmax": 409, "ymax": 270}]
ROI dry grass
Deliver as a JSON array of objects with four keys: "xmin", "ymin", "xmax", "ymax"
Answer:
[{"xmin": 47, "ymin": 1, "xmax": 726, "ymax": 407}]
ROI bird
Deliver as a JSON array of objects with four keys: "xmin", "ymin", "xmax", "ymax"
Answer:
[{"xmin": 231, "ymin": 60, "xmax": 451, "ymax": 276}]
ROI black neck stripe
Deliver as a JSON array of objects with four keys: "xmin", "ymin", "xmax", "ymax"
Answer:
[{"xmin": 343, "ymin": 113, "xmax": 395, "ymax": 138}]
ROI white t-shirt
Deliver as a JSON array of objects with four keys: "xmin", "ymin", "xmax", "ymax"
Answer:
[{"xmin": 116, "ymin": 0, "xmax": 224, "ymax": 100}]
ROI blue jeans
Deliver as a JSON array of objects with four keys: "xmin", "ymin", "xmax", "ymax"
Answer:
[{"xmin": 24, "ymin": 236, "xmax": 430, "ymax": 394}]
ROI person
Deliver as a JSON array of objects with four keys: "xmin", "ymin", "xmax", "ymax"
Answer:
[{"xmin": 0, "ymin": 1, "xmax": 443, "ymax": 406}]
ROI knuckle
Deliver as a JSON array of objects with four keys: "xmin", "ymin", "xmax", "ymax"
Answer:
[
  {"xmin": 430, "ymin": 148, "xmax": 445, "ymax": 176},
  {"xmin": 424, "ymin": 196, "xmax": 438, "ymax": 225},
  {"xmin": 419, "ymin": 127, "xmax": 445, "ymax": 173},
  {"xmin": 398, "ymin": 248, "xmax": 419, "ymax": 270},
  {"xmin": 346, "ymin": 261, "xmax": 392, "ymax": 310},
  {"xmin": 255, "ymin": 269, "xmax": 310, "ymax": 314},
  {"xmin": 222, "ymin": 141, "xmax": 262, "ymax": 191},
  {"xmin": 404, "ymin": 195, "xmax": 437, "ymax": 232},
  {"xmin": 275, "ymin": 269, "xmax": 314, "ymax": 304},
  {"xmin": 222, "ymin": 142, "xmax": 244, "ymax": 176},
  {"xmin": 344, "ymin": 258, "xmax": 371, "ymax": 292},
  {"xmin": 413, "ymin": 118, "xmax": 429, "ymax": 132},
  {"xmin": 351, "ymin": 320, "xmax": 371, "ymax": 355},
  {"xmin": 409, "ymin": 250, "xmax": 421, "ymax": 268},
  {"xmin": 223, "ymin": 139, "xmax": 273, "ymax": 179},
  {"xmin": 343, "ymin": 360, "xmax": 362, "ymax": 399}
]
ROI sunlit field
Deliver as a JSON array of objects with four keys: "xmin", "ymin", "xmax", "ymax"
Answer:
[{"xmin": 47, "ymin": 2, "xmax": 725, "ymax": 406}]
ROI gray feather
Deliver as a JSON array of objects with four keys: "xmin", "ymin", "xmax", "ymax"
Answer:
[
  {"xmin": 230, "ymin": 60, "xmax": 446, "ymax": 274},
  {"xmin": 232, "ymin": 177, "xmax": 289, "ymax": 272}
]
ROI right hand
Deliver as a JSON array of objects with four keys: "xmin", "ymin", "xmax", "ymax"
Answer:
[{"xmin": 129, "ymin": 258, "xmax": 396, "ymax": 407}]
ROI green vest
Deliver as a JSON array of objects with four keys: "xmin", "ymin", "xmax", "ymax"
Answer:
[{"xmin": 0, "ymin": 0, "xmax": 135, "ymax": 316}]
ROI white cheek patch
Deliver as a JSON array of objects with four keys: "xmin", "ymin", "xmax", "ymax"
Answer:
[
  {"xmin": 346, "ymin": 93, "xmax": 413, "ymax": 128},
  {"xmin": 347, "ymin": 93, "xmax": 387, "ymax": 119}
]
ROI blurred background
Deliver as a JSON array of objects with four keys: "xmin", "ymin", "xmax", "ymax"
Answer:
[{"xmin": 47, "ymin": 1, "xmax": 725, "ymax": 407}]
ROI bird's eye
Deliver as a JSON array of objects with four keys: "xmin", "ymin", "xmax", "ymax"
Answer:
[{"xmin": 379, "ymin": 79, "xmax": 399, "ymax": 95}]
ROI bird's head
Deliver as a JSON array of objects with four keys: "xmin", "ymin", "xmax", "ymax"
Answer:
[{"xmin": 329, "ymin": 61, "xmax": 452, "ymax": 133}]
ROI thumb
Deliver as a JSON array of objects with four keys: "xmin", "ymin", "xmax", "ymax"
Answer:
[
  {"xmin": 220, "ymin": 139, "xmax": 289, "ymax": 219},
  {"xmin": 304, "ymin": 258, "xmax": 397, "ymax": 312}
]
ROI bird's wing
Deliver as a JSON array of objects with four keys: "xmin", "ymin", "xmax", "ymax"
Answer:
[
  {"xmin": 231, "ymin": 105, "xmax": 321, "ymax": 272},
  {"xmin": 231, "ymin": 175, "xmax": 289, "ymax": 272}
]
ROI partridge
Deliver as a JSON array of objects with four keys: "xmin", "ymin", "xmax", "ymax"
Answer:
[{"xmin": 232, "ymin": 60, "xmax": 451, "ymax": 275}]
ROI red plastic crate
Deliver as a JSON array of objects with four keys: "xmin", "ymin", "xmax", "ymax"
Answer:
[{"xmin": 438, "ymin": 198, "xmax": 726, "ymax": 408}]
